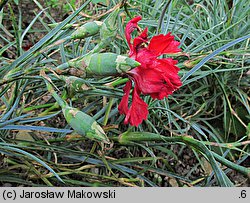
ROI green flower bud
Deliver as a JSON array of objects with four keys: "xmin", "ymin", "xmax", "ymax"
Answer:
[
  {"xmin": 43, "ymin": 78, "xmax": 109, "ymax": 143},
  {"xmin": 67, "ymin": 53, "xmax": 140, "ymax": 77},
  {"xmin": 71, "ymin": 21, "xmax": 103, "ymax": 39},
  {"xmin": 87, "ymin": 8, "xmax": 120, "ymax": 54},
  {"xmin": 60, "ymin": 75, "xmax": 91, "ymax": 96},
  {"xmin": 63, "ymin": 106, "xmax": 110, "ymax": 143},
  {"xmin": 100, "ymin": 8, "xmax": 120, "ymax": 40}
]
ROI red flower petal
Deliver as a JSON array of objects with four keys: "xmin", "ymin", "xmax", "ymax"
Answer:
[
  {"xmin": 135, "ymin": 48, "xmax": 156, "ymax": 67},
  {"xmin": 157, "ymin": 58, "xmax": 180, "ymax": 73},
  {"xmin": 130, "ymin": 67, "xmax": 165, "ymax": 94},
  {"xmin": 118, "ymin": 81, "xmax": 132, "ymax": 115},
  {"xmin": 125, "ymin": 16, "xmax": 142, "ymax": 52},
  {"xmin": 129, "ymin": 58, "xmax": 182, "ymax": 100},
  {"xmin": 133, "ymin": 27, "xmax": 148, "ymax": 53},
  {"xmin": 148, "ymin": 33, "xmax": 181, "ymax": 56},
  {"xmin": 123, "ymin": 85, "xmax": 148, "ymax": 127},
  {"xmin": 129, "ymin": 16, "xmax": 142, "ymax": 23},
  {"xmin": 120, "ymin": 16, "xmax": 182, "ymax": 126}
]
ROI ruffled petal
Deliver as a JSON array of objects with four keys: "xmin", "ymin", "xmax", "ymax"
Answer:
[
  {"xmin": 124, "ymin": 85, "xmax": 148, "ymax": 126},
  {"xmin": 120, "ymin": 16, "xmax": 182, "ymax": 126},
  {"xmin": 129, "ymin": 59, "xmax": 182, "ymax": 100},
  {"xmin": 157, "ymin": 58, "xmax": 180, "ymax": 73},
  {"xmin": 150, "ymin": 59, "xmax": 182, "ymax": 99},
  {"xmin": 130, "ymin": 67, "xmax": 164, "ymax": 94},
  {"xmin": 148, "ymin": 33, "xmax": 181, "ymax": 56},
  {"xmin": 155, "ymin": 59, "xmax": 182, "ymax": 87},
  {"xmin": 133, "ymin": 27, "xmax": 148, "ymax": 53},
  {"xmin": 118, "ymin": 81, "xmax": 132, "ymax": 115},
  {"xmin": 135, "ymin": 48, "xmax": 156, "ymax": 67},
  {"xmin": 125, "ymin": 16, "xmax": 142, "ymax": 53}
]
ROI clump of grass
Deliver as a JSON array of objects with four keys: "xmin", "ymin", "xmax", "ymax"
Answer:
[{"xmin": 0, "ymin": 0, "xmax": 249, "ymax": 187}]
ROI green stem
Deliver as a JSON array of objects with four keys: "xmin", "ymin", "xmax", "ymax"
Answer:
[
  {"xmin": 44, "ymin": 80, "xmax": 67, "ymax": 108},
  {"xmin": 23, "ymin": 103, "xmax": 55, "ymax": 113},
  {"xmin": 103, "ymin": 98, "xmax": 114, "ymax": 126},
  {"xmin": 202, "ymin": 140, "xmax": 250, "ymax": 149},
  {"xmin": 212, "ymin": 152, "xmax": 250, "ymax": 177},
  {"xmin": 110, "ymin": 78, "xmax": 129, "ymax": 87},
  {"xmin": 110, "ymin": 132, "xmax": 249, "ymax": 185},
  {"xmin": 40, "ymin": 90, "xmax": 68, "ymax": 115},
  {"xmin": 56, "ymin": 62, "xmax": 70, "ymax": 71},
  {"xmin": 89, "ymin": 39, "xmax": 110, "ymax": 54}
]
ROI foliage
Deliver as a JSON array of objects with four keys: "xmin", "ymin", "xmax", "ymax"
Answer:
[{"xmin": 45, "ymin": 0, "xmax": 77, "ymax": 13}]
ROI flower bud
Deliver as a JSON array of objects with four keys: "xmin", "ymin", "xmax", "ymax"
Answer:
[
  {"xmin": 71, "ymin": 21, "xmax": 103, "ymax": 39},
  {"xmin": 60, "ymin": 75, "xmax": 91, "ymax": 96},
  {"xmin": 43, "ymin": 78, "xmax": 109, "ymax": 143},
  {"xmin": 66, "ymin": 53, "xmax": 140, "ymax": 77},
  {"xmin": 100, "ymin": 8, "xmax": 120, "ymax": 40},
  {"xmin": 62, "ymin": 106, "xmax": 110, "ymax": 143}
]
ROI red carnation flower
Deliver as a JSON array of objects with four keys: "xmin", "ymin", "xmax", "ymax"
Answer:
[{"xmin": 118, "ymin": 16, "xmax": 182, "ymax": 126}]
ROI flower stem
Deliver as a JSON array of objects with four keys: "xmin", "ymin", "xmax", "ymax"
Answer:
[
  {"xmin": 110, "ymin": 132, "xmax": 250, "ymax": 178},
  {"xmin": 105, "ymin": 78, "xmax": 129, "ymax": 87},
  {"xmin": 103, "ymin": 98, "xmax": 114, "ymax": 126}
]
